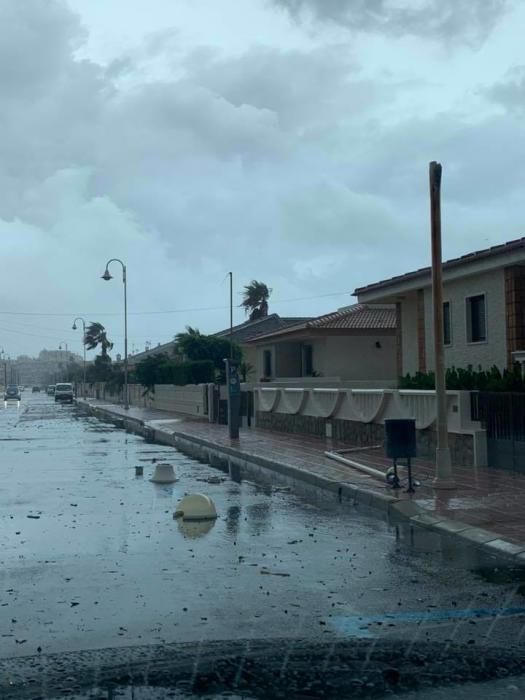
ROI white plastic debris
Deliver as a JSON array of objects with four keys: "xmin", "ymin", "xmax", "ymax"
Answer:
[
  {"xmin": 177, "ymin": 518, "xmax": 216, "ymax": 538},
  {"xmin": 150, "ymin": 462, "xmax": 177, "ymax": 483},
  {"xmin": 174, "ymin": 493, "xmax": 217, "ymax": 521}
]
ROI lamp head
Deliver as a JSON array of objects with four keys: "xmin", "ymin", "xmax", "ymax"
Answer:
[
  {"xmin": 72, "ymin": 323, "xmax": 77, "ymax": 330},
  {"xmin": 101, "ymin": 268, "xmax": 112, "ymax": 281}
]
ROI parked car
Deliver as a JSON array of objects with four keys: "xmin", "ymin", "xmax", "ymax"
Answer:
[
  {"xmin": 54, "ymin": 383, "xmax": 74, "ymax": 403},
  {"xmin": 32, "ymin": 386, "xmax": 41, "ymax": 393},
  {"xmin": 47, "ymin": 385, "xmax": 55, "ymax": 396},
  {"xmin": 4, "ymin": 384, "xmax": 21, "ymax": 401}
]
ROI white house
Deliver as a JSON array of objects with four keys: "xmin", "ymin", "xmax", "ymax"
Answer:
[
  {"xmin": 354, "ymin": 237, "xmax": 525, "ymax": 377},
  {"xmin": 248, "ymin": 304, "xmax": 397, "ymax": 386}
]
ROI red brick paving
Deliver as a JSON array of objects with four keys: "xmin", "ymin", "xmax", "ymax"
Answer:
[{"xmin": 86, "ymin": 400, "xmax": 525, "ymax": 546}]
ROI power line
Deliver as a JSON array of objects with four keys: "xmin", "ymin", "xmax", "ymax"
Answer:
[{"xmin": 0, "ymin": 290, "xmax": 351, "ymax": 318}]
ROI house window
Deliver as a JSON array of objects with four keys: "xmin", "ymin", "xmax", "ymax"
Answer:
[
  {"xmin": 263, "ymin": 349, "xmax": 272, "ymax": 377},
  {"xmin": 443, "ymin": 301, "xmax": 451, "ymax": 346},
  {"xmin": 466, "ymin": 294, "xmax": 486, "ymax": 343},
  {"xmin": 302, "ymin": 345, "xmax": 313, "ymax": 376}
]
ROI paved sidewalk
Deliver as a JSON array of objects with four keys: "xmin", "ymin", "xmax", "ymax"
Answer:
[{"xmin": 79, "ymin": 399, "xmax": 525, "ymax": 559}]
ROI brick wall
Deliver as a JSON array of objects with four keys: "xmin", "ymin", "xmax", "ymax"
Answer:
[{"xmin": 505, "ymin": 266, "xmax": 525, "ymax": 368}]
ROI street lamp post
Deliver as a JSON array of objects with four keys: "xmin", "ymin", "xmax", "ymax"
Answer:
[
  {"xmin": 0, "ymin": 348, "xmax": 6, "ymax": 388},
  {"xmin": 72, "ymin": 317, "xmax": 87, "ymax": 397},
  {"xmin": 101, "ymin": 258, "xmax": 129, "ymax": 410}
]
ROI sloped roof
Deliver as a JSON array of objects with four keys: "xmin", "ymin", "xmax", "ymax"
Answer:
[
  {"xmin": 354, "ymin": 236, "xmax": 525, "ymax": 297},
  {"xmin": 213, "ymin": 313, "xmax": 312, "ymax": 344},
  {"xmin": 128, "ymin": 340, "xmax": 175, "ymax": 363},
  {"xmin": 307, "ymin": 304, "xmax": 396, "ymax": 330},
  {"xmin": 248, "ymin": 304, "xmax": 396, "ymax": 342}
]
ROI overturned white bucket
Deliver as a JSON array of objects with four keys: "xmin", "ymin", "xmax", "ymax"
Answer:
[
  {"xmin": 150, "ymin": 462, "xmax": 177, "ymax": 483},
  {"xmin": 174, "ymin": 493, "xmax": 217, "ymax": 521}
]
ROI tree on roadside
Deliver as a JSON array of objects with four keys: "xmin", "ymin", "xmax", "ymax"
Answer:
[
  {"xmin": 175, "ymin": 326, "xmax": 242, "ymax": 373},
  {"xmin": 66, "ymin": 361, "xmax": 84, "ymax": 383},
  {"xmin": 134, "ymin": 353, "xmax": 170, "ymax": 389},
  {"xmin": 84, "ymin": 322, "xmax": 114, "ymax": 358},
  {"xmin": 241, "ymin": 280, "xmax": 271, "ymax": 320},
  {"xmin": 86, "ymin": 355, "xmax": 114, "ymax": 383},
  {"xmin": 134, "ymin": 353, "xmax": 214, "ymax": 389}
]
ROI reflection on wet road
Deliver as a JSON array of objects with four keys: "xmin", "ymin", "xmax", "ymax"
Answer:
[{"xmin": 1, "ymin": 394, "xmax": 525, "ymax": 662}]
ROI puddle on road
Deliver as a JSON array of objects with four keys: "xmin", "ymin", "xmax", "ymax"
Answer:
[{"xmin": 1, "ymin": 396, "xmax": 525, "ymax": 667}]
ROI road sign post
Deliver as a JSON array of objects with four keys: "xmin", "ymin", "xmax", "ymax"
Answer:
[{"xmin": 224, "ymin": 358, "xmax": 240, "ymax": 440}]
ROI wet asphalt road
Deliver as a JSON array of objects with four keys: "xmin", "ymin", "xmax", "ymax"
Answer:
[{"xmin": 1, "ymin": 394, "xmax": 525, "ymax": 688}]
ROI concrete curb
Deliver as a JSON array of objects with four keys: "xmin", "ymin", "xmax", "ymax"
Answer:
[{"xmin": 77, "ymin": 400, "xmax": 525, "ymax": 568}]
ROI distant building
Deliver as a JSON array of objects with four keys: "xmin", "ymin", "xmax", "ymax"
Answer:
[
  {"xmin": 128, "ymin": 341, "xmax": 175, "ymax": 367},
  {"xmin": 12, "ymin": 349, "xmax": 82, "ymax": 386}
]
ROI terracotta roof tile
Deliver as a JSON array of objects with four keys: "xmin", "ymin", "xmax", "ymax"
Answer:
[
  {"xmin": 214, "ymin": 314, "xmax": 313, "ymax": 343},
  {"xmin": 249, "ymin": 304, "xmax": 396, "ymax": 342},
  {"xmin": 306, "ymin": 304, "xmax": 396, "ymax": 330}
]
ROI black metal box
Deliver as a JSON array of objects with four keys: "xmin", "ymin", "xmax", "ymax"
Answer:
[{"xmin": 384, "ymin": 418, "xmax": 417, "ymax": 459}]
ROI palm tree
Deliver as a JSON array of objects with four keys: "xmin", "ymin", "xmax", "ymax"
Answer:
[
  {"xmin": 174, "ymin": 326, "xmax": 202, "ymax": 360},
  {"xmin": 241, "ymin": 280, "xmax": 271, "ymax": 320},
  {"xmin": 175, "ymin": 326, "xmax": 201, "ymax": 344},
  {"xmin": 84, "ymin": 322, "xmax": 114, "ymax": 358}
]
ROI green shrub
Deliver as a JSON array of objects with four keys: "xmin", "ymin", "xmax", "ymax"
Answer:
[
  {"xmin": 399, "ymin": 364, "xmax": 525, "ymax": 392},
  {"xmin": 175, "ymin": 329, "xmax": 242, "ymax": 369},
  {"xmin": 162, "ymin": 360, "xmax": 214, "ymax": 386},
  {"xmin": 135, "ymin": 354, "xmax": 214, "ymax": 388}
]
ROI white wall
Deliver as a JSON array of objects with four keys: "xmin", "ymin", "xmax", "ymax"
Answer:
[
  {"xmin": 255, "ymin": 345, "xmax": 275, "ymax": 379},
  {"xmin": 241, "ymin": 346, "xmax": 257, "ymax": 380},
  {"xmin": 255, "ymin": 386, "xmax": 487, "ymax": 466},
  {"xmin": 86, "ymin": 382, "xmax": 208, "ymax": 416},
  {"xmin": 151, "ymin": 384, "xmax": 207, "ymax": 416},
  {"xmin": 423, "ymin": 267, "xmax": 506, "ymax": 371},
  {"xmin": 319, "ymin": 336, "xmax": 397, "ymax": 380}
]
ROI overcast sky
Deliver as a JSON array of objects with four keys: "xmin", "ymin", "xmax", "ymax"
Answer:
[{"xmin": 1, "ymin": 0, "xmax": 524, "ymax": 359}]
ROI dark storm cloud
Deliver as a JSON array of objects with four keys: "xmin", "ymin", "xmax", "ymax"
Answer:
[
  {"xmin": 0, "ymin": 0, "xmax": 523, "ymax": 356},
  {"xmin": 486, "ymin": 65, "xmax": 525, "ymax": 112},
  {"xmin": 0, "ymin": 0, "xmax": 85, "ymax": 98},
  {"xmin": 272, "ymin": 0, "xmax": 508, "ymax": 43}
]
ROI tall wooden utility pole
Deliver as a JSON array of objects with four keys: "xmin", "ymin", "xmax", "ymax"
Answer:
[{"xmin": 429, "ymin": 161, "xmax": 455, "ymax": 488}]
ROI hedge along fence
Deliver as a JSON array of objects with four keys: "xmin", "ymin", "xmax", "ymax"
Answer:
[
  {"xmin": 133, "ymin": 357, "xmax": 215, "ymax": 388},
  {"xmin": 399, "ymin": 364, "xmax": 525, "ymax": 392},
  {"xmin": 158, "ymin": 360, "xmax": 214, "ymax": 386}
]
